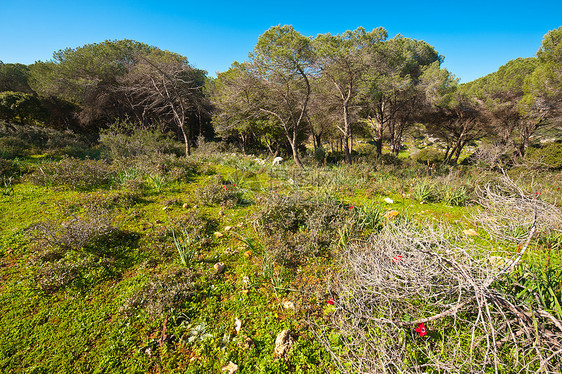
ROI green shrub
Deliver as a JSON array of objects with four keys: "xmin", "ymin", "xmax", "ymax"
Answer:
[
  {"xmin": 28, "ymin": 157, "xmax": 113, "ymax": 190},
  {"xmin": 0, "ymin": 136, "xmax": 29, "ymax": 158},
  {"xmin": 121, "ymin": 268, "xmax": 197, "ymax": 316},
  {"xmin": 34, "ymin": 254, "xmax": 113, "ymax": 292},
  {"xmin": 99, "ymin": 120, "xmax": 182, "ymax": 160},
  {"xmin": 0, "ymin": 158, "xmax": 22, "ymax": 178},
  {"xmin": 497, "ymin": 263, "xmax": 562, "ymax": 320},
  {"xmin": 253, "ymin": 192, "xmax": 352, "ymax": 266},
  {"xmin": 411, "ymin": 179, "xmax": 439, "ymax": 203},
  {"xmin": 525, "ymin": 142, "xmax": 562, "ymax": 169},
  {"xmin": 441, "ymin": 184, "xmax": 469, "ymax": 206},
  {"xmin": 194, "ymin": 178, "xmax": 240, "ymax": 207},
  {"xmin": 412, "ymin": 148, "xmax": 445, "ymax": 165},
  {"xmin": 313, "ymin": 147, "xmax": 326, "ymax": 164},
  {"xmin": 31, "ymin": 206, "xmax": 117, "ymax": 250}
]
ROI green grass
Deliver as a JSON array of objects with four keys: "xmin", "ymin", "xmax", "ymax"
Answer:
[{"xmin": 1, "ymin": 146, "xmax": 561, "ymax": 373}]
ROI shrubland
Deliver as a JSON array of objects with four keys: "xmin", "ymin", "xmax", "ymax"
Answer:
[
  {"xmin": 0, "ymin": 23, "xmax": 560, "ymax": 374},
  {"xmin": 0, "ymin": 121, "xmax": 561, "ymax": 373}
]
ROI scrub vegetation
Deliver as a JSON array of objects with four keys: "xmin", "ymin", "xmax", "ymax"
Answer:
[{"xmin": 0, "ymin": 25, "xmax": 561, "ymax": 373}]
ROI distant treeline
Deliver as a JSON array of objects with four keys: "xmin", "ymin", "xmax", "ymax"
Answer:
[{"xmin": 1, "ymin": 26, "xmax": 560, "ymax": 163}]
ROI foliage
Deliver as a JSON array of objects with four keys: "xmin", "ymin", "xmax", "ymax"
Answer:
[
  {"xmin": 194, "ymin": 178, "xmax": 240, "ymax": 207},
  {"xmin": 0, "ymin": 91, "xmax": 46, "ymax": 124},
  {"xmin": 412, "ymin": 148, "xmax": 445, "ymax": 164},
  {"xmin": 31, "ymin": 205, "xmax": 116, "ymax": 250},
  {"xmin": 524, "ymin": 142, "xmax": 562, "ymax": 169},
  {"xmin": 172, "ymin": 228, "xmax": 199, "ymax": 267},
  {"xmin": 99, "ymin": 119, "xmax": 182, "ymax": 160},
  {"xmin": 252, "ymin": 191, "xmax": 353, "ymax": 266},
  {"xmin": 121, "ymin": 268, "xmax": 197, "ymax": 316},
  {"xmin": 411, "ymin": 178, "xmax": 438, "ymax": 202},
  {"xmin": 27, "ymin": 157, "xmax": 113, "ymax": 190},
  {"xmin": 0, "ymin": 62, "xmax": 33, "ymax": 93}
]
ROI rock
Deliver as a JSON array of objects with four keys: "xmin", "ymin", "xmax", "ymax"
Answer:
[
  {"xmin": 282, "ymin": 301, "xmax": 295, "ymax": 310},
  {"xmin": 221, "ymin": 361, "xmax": 239, "ymax": 373},
  {"xmin": 384, "ymin": 197, "xmax": 394, "ymax": 204},
  {"xmin": 182, "ymin": 203, "xmax": 189, "ymax": 209},
  {"xmin": 224, "ymin": 226, "xmax": 232, "ymax": 231},
  {"xmin": 214, "ymin": 262, "xmax": 226, "ymax": 274},
  {"xmin": 155, "ymin": 220, "xmax": 163, "ymax": 224},
  {"xmin": 274, "ymin": 330, "xmax": 294, "ymax": 359},
  {"xmin": 234, "ymin": 318, "xmax": 242, "ymax": 334},
  {"xmin": 214, "ymin": 231, "xmax": 224, "ymax": 238}
]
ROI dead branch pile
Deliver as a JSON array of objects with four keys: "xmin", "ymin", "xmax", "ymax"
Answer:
[{"xmin": 316, "ymin": 176, "xmax": 562, "ymax": 373}]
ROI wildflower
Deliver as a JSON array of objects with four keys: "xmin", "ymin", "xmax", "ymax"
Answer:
[
  {"xmin": 415, "ymin": 323, "xmax": 427, "ymax": 337},
  {"xmin": 349, "ymin": 206, "xmax": 354, "ymax": 210},
  {"xmin": 233, "ymin": 183, "xmax": 237, "ymax": 187},
  {"xmin": 327, "ymin": 298, "xmax": 335, "ymax": 305},
  {"xmin": 392, "ymin": 255, "xmax": 403, "ymax": 263}
]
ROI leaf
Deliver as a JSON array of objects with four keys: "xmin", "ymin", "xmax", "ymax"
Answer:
[{"xmin": 547, "ymin": 287, "xmax": 562, "ymax": 319}]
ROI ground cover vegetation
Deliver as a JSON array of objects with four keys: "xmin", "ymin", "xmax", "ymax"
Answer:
[{"xmin": 0, "ymin": 25, "xmax": 561, "ymax": 373}]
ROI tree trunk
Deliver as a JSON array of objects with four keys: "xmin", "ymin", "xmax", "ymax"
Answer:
[
  {"xmin": 376, "ymin": 126, "xmax": 383, "ymax": 156},
  {"xmin": 291, "ymin": 142, "xmax": 304, "ymax": 169},
  {"xmin": 315, "ymin": 134, "xmax": 322, "ymax": 149},
  {"xmin": 179, "ymin": 124, "xmax": 190, "ymax": 157},
  {"xmin": 518, "ymin": 124, "xmax": 532, "ymax": 158},
  {"xmin": 343, "ymin": 135, "xmax": 352, "ymax": 164},
  {"xmin": 342, "ymin": 104, "xmax": 352, "ymax": 164}
]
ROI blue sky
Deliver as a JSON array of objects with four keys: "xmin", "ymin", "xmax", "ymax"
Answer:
[{"xmin": 1, "ymin": 0, "xmax": 560, "ymax": 82}]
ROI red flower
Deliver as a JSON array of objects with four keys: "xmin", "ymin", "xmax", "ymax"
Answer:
[
  {"xmin": 392, "ymin": 255, "xmax": 403, "ymax": 263},
  {"xmin": 349, "ymin": 206, "xmax": 354, "ymax": 210},
  {"xmin": 233, "ymin": 183, "xmax": 237, "ymax": 187},
  {"xmin": 415, "ymin": 323, "xmax": 427, "ymax": 337},
  {"xmin": 327, "ymin": 298, "xmax": 335, "ymax": 305}
]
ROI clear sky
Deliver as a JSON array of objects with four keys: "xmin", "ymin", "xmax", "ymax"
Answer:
[{"xmin": 1, "ymin": 0, "xmax": 560, "ymax": 82}]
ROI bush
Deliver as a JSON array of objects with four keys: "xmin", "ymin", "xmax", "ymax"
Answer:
[
  {"xmin": 31, "ymin": 206, "xmax": 117, "ymax": 250},
  {"xmin": 412, "ymin": 148, "xmax": 445, "ymax": 165},
  {"xmin": 441, "ymin": 184, "xmax": 469, "ymax": 206},
  {"xmin": 121, "ymin": 268, "xmax": 197, "ymax": 316},
  {"xmin": 34, "ymin": 254, "xmax": 113, "ymax": 292},
  {"xmin": 194, "ymin": 177, "xmax": 240, "ymax": 207},
  {"xmin": 313, "ymin": 147, "xmax": 326, "ymax": 164},
  {"xmin": 253, "ymin": 192, "xmax": 352, "ymax": 265},
  {"xmin": 0, "ymin": 158, "xmax": 22, "ymax": 178},
  {"xmin": 0, "ymin": 136, "xmax": 29, "ymax": 158},
  {"xmin": 28, "ymin": 157, "xmax": 113, "ymax": 190},
  {"xmin": 0, "ymin": 123, "xmax": 94, "ymax": 157},
  {"xmin": 411, "ymin": 179, "xmax": 439, "ymax": 203},
  {"xmin": 99, "ymin": 120, "xmax": 182, "ymax": 160},
  {"xmin": 525, "ymin": 142, "xmax": 562, "ymax": 169}
]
